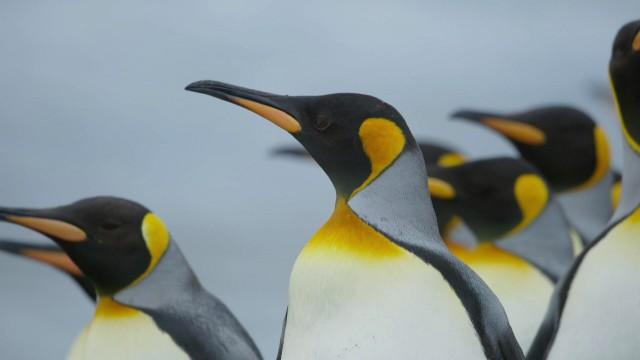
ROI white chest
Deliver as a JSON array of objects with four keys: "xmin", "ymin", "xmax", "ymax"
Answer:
[
  {"xmin": 548, "ymin": 213, "xmax": 640, "ymax": 360},
  {"xmin": 67, "ymin": 301, "xmax": 189, "ymax": 360},
  {"xmin": 281, "ymin": 250, "xmax": 484, "ymax": 360}
]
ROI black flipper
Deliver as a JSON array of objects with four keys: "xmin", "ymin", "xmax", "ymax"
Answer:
[{"xmin": 276, "ymin": 308, "xmax": 288, "ymax": 360}]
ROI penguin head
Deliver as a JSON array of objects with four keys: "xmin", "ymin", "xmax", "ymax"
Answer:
[
  {"xmin": 0, "ymin": 197, "xmax": 170, "ymax": 296},
  {"xmin": 418, "ymin": 142, "xmax": 466, "ymax": 167},
  {"xmin": 610, "ymin": 19, "xmax": 640, "ymax": 152},
  {"xmin": 186, "ymin": 80, "xmax": 414, "ymax": 197},
  {"xmin": 428, "ymin": 157, "xmax": 549, "ymax": 241},
  {"xmin": 451, "ymin": 106, "xmax": 610, "ymax": 192}
]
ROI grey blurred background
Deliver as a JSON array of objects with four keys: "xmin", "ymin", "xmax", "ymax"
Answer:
[{"xmin": 0, "ymin": 0, "xmax": 638, "ymax": 358}]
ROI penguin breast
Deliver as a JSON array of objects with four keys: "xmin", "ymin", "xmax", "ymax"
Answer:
[
  {"xmin": 67, "ymin": 298, "xmax": 189, "ymax": 360},
  {"xmin": 281, "ymin": 202, "xmax": 485, "ymax": 360},
  {"xmin": 547, "ymin": 209, "xmax": 640, "ymax": 359}
]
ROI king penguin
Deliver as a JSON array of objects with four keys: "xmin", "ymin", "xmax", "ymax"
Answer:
[
  {"xmin": 428, "ymin": 157, "xmax": 574, "ymax": 351},
  {"xmin": 0, "ymin": 239, "xmax": 95, "ymax": 300},
  {"xmin": 527, "ymin": 20, "xmax": 640, "ymax": 360},
  {"xmin": 0, "ymin": 197, "xmax": 262, "ymax": 360},
  {"xmin": 186, "ymin": 80, "xmax": 524, "ymax": 360},
  {"xmin": 451, "ymin": 106, "xmax": 614, "ymax": 246}
]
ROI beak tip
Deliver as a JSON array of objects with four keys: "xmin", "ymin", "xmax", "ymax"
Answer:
[
  {"xmin": 184, "ymin": 80, "xmax": 208, "ymax": 93},
  {"xmin": 450, "ymin": 109, "xmax": 472, "ymax": 120},
  {"xmin": 184, "ymin": 80, "xmax": 235, "ymax": 102}
]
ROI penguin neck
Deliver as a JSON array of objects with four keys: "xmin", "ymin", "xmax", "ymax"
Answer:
[
  {"xmin": 94, "ymin": 296, "xmax": 139, "ymax": 318},
  {"xmin": 346, "ymin": 145, "xmax": 444, "ymax": 249},
  {"xmin": 113, "ymin": 240, "xmax": 202, "ymax": 310},
  {"xmin": 611, "ymin": 140, "xmax": 640, "ymax": 223},
  {"xmin": 495, "ymin": 198, "xmax": 575, "ymax": 281},
  {"xmin": 556, "ymin": 171, "xmax": 614, "ymax": 241}
]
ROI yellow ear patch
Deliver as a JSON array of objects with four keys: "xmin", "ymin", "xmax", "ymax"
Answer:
[
  {"xmin": 447, "ymin": 242, "xmax": 530, "ymax": 269},
  {"xmin": 509, "ymin": 174, "xmax": 549, "ymax": 235},
  {"xmin": 611, "ymin": 180, "xmax": 622, "ymax": 210},
  {"xmin": 442, "ymin": 216, "xmax": 463, "ymax": 240},
  {"xmin": 633, "ymin": 30, "xmax": 640, "ymax": 52},
  {"xmin": 428, "ymin": 178, "xmax": 456, "ymax": 199},
  {"xmin": 437, "ymin": 153, "xmax": 466, "ymax": 167},
  {"xmin": 574, "ymin": 127, "xmax": 611, "ymax": 191},
  {"xmin": 352, "ymin": 118, "xmax": 406, "ymax": 196},
  {"xmin": 231, "ymin": 96, "xmax": 301, "ymax": 133},
  {"xmin": 129, "ymin": 213, "xmax": 170, "ymax": 287},
  {"xmin": 482, "ymin": 118, "xmax": 546, "ymax": 145}
]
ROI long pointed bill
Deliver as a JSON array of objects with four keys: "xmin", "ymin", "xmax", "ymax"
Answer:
[
  {"xmin": 451, "ymin": 109, "xmax": 546, "ymax": 145},
  {"xmin": 0, "ymin": 239, "xmax": 83, "ymax": 276},
  {"xmin": 0, "ymin": 208, "xmax": 86, "ymax": 242},
  {"xmin": 185, "ymin": 80, "xmax": 302, "ymax": 133}
]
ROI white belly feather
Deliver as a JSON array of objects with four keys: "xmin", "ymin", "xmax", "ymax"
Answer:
[
  {"xmin": 67, "ymin": 299, "xmax": 189, "ymax": 360},
  {"xmin": 282, "ymin": 249, "xmax": 485, "ymax": 360},
  {"xmin": 548, "ymin": 211, "xmax": 640, "ymax": 360}
]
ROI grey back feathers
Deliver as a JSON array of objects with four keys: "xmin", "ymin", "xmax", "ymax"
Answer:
[
  {"xmin": 558, "ymin": 171, "xmax": 615, "ymax": 242},
  {"xmin": 115, "ymin": 240, "xmax": 262, "ymax": 360},
  {"xmin": 348, "ymin": 144, "xmax": 442, "ymax": 251},
  {"xmin": 496, "ymin": 199, "xmax": 575, "ymax": 282},
  {"xmin": 447, "ymin": 221, "xmax": 479, "ymax": 248}
]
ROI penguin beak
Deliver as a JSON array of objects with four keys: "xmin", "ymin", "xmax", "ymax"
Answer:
[
  {"xmin": 185, "ymin": 80, "xmax": 302, "ymax": 134},
  {"xmin": 0, "ymin": 239, "xmax": 83, "ymax": 276},
  {"xmin": 451, "ymin": 109, "xmax": 546, "ymax": 145},
  {"xmin": 0, "ymin": 207, "xmax": 86, "ymax": 243}
]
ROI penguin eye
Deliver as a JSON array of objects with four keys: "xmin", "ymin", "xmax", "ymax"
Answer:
[
  {"xmin": 313, "ymin": 116, "xmax": 332, "ymax": 131},
  {"xmin": 100, "ymin": 221, "xmax": 120, "ymax": 231}
]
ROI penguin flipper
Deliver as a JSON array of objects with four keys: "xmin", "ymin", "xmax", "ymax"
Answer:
[
  {"xmin": 402, "ymin": 243, "xmax": 525, "ymax": 360},
  {"xmin": 276, "ymin": 308, "xmax": 287, "ymax": 360},
  {"xmin": 114, "ymin": 241, "xmax": 263, "ymax": 360}
]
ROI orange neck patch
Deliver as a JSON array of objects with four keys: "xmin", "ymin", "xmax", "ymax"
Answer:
[
  {"xmin": 447, "ymin": 241, "xmax": 529, "ymax": 269},
  {"xmin": 301, "ymin": 199, "xmax": 404, "ymax": 260},
  {"xmin": 95, "ymin": 297, "xmax": 138, "ymax": 318}
]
